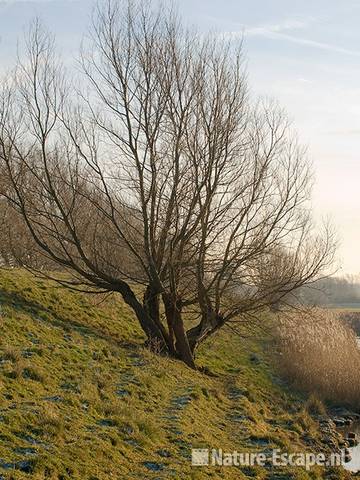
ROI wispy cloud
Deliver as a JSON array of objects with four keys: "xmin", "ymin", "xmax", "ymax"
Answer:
[
  {"xmin": 325, "ymin": 129, "xmax": 360, "ymax": 136},
  {"xmin": 230, "ymin": 17, "xmax": 360, "ymax": 57},
  {"xmin": 252, "ymin": 31, "xmax": 360, "ymax": 57},
  {"xmin": 245, "ymin": 17, "xmax": 314, "ymax": 36},
  {"xmin": 0, "ymin": 0, "xmax": 78, "ymax": 4}
]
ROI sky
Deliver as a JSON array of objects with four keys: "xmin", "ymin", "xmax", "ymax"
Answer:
[{"xmin": 0, "ymin": 0, "xmax": 360, "ymax": 274}]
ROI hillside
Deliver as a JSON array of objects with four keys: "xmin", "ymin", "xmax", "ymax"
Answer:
[{"xmin": 0, "ymin": 269, "xmax": 351, "ymax": 480}]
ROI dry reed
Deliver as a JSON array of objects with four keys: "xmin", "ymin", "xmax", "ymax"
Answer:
[{"xmin": 275, "ymin": 308, "xmax": 360, "ymax": 409}]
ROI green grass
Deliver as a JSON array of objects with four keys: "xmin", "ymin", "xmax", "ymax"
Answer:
[{"xmin": 0, "ymin": 269, "xmax": 351, "ymax": 479}]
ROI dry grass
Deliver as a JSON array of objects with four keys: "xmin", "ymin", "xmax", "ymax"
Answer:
[
  {"xmin": 305, "ymin": 394, "xmax": 326, "ymax": 416},
  {"xmin": 275, "ymin": 308, "xmax": 360, "ymax": 408},
  {"xmin": 38, "ymin": 405, "xmax": 64, "ymax": 438},
  {"xmin": 2, "ymin": 346, "xmax": 21, "ymax": 363}
]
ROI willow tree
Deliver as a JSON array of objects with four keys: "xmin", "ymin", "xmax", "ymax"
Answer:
[{"xmin": 0, "ymin": 2, "xmax": 335, "ymax": 368}]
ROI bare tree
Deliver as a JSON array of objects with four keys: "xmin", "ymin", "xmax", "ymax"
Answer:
[{"xmin": 0, "ymin": 2, "xmax": 335, "ymax": 368}]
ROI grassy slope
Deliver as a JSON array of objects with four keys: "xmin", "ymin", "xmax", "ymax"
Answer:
[{"xmin": 0, "ymin": 269, "xmax": 350, "ymax": 480}]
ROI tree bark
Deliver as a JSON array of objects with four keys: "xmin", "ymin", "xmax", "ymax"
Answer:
[
  {"xmin": 143, "ymin": 285, "xmax": 173, "ymax": 353},
  {"xmin": 187, "ymin": 313, "xmax": 225, "ymax": 354},
  {"xmin": 119, "ymin": 283, "xmax": 169, "ymax": 352},
  {"xmin": 163, "ymin": 293, "xmax": 196, "ymax": 369}
]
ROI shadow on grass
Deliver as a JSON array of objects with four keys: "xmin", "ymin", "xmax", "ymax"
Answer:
[{"xmin": 0, "ymin": 288, "xmax": 141, "ymax": 351}]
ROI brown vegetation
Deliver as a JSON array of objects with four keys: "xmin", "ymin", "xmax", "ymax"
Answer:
[{"xmin": 275, "ymin": 308, "xmax": 360, "ymax": 408}]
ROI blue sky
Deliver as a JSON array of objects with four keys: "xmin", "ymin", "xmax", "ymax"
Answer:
[{"xmin": 1, "ymin": 0, "xmax": 360, "ymax": 274}]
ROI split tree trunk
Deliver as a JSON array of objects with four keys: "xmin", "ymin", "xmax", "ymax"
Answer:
[
  {"xmin": 119, "ymin": 284, "xmax": 206, "ymax": 369},
  {"xmin": 187, "ymin": 313, "xmax": 225, "ymax": 354},
  {"xmin": 118, "ymin": 283, "xmax": 168, "ymax": 352},
  {"xmin": 163, "ymin": 293, "xmax": 196, "ymax": 369},
  {"xmin": 143, "ymin": 285, "xmax": 173, "ymax": 353}
]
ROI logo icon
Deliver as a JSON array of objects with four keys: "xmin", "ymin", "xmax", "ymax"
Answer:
[{"xmin": 191, "ymin": 449, "xmax": 209, "ymax": 466}]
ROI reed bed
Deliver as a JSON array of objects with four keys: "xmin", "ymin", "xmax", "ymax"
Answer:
[{"xmin": 275, "ymin": 308, "xmax": 360, "ymax": 409}]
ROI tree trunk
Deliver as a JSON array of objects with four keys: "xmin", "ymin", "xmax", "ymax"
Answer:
[
  {"xmin": 143, "ymin": 285, "xmax": 173, "ymax": 352},
  {"xmin": 187, "ymin": 313, "xmax": 225, "ymax": 354},
  {"xmin": 163, "ymin": 293, "xmax": 196, "ymax": 369},
  {"xmin": 118, "ymin": 283, "xmax": 169, "ymax": 352}
]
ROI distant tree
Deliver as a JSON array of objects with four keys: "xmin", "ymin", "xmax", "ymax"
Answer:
[
  {"xmin": 301, "ymin": 275, "xmax": 360, "ymax": 306},
  {"xmin": 0, "ymin": 156, "xmax": 51, "ymax": 268},
  {"xmin": 0, "ymin": 2, "xmax": 335, "ymax": 368}
]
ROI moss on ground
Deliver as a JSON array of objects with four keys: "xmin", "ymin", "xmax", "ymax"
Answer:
[{"xmin": 0, "ymin": 269, "xmax": 352, "ymax": 479}]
